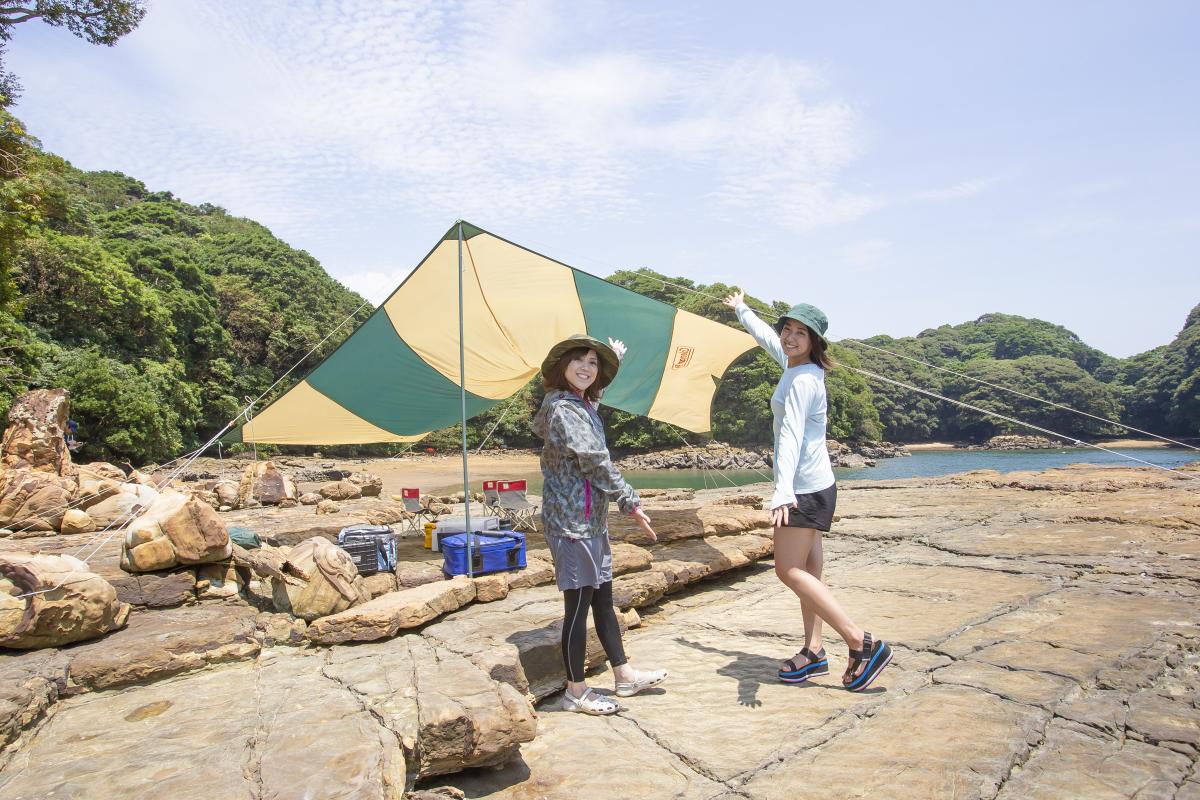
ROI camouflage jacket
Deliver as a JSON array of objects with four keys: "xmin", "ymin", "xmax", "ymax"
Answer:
[{"xmin": 533, "ymin": 390, "xmax": 640, "ymax": 539}]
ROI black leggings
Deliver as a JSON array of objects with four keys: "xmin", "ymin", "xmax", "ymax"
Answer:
[{"xmin": 561, "ymin": 581, "xmax": 627, "ymax": 682}]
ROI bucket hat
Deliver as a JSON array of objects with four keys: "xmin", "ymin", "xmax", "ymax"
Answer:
[
  {"xmin": 541, "ymin": 335, "xmax": 620, "ymax": 389},
  {"xmin": 775, "ymin": 303, "xmax": 829, "ymax": 344}
]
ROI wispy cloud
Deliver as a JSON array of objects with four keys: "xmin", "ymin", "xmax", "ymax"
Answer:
[
  {"xmin": 16, "ymin": 0, "xmax": 875, "ymax": 254},
  {"xmin": 913, "ymin": 176, "xmax": 1002, "ymax": 203}
]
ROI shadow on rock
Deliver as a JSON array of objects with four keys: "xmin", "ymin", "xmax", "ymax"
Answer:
[{"xmin": 676, "ymin": 636, "xmax": 821, "ymax": 707}]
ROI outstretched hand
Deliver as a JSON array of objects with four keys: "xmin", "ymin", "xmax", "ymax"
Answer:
[
  {"xmin": 770, "ymin": 502, "xmax": 797, "ymax": 528},
  {"xmin": 607, "ymin": 337, "xmax": 627, "ymax": 362},
  {"xmin": 722, "ymin": 290, "xmax": 745, "ymax": 309},
  {"xmin": 632, "ymin": 506, "xmax": 657, "ymax": 542}
]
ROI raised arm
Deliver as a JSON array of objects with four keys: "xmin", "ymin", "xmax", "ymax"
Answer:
[{"xmin": 723, "ymin": 291, "xmax": 786, "ymax": 368}]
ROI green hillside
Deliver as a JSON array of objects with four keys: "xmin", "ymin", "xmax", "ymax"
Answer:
[{"xmin": 1, "ymin": 108, "xmax": 1196, "ymax": 463}]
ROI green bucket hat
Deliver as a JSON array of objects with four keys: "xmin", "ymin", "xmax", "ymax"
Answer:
[
  {"xmin": 541, "ymin": 334, "xmax": 620, "ymax": 389},
  {"xmin": 774, "ymin": 303, "xmax": 829, "ymax": 344}
]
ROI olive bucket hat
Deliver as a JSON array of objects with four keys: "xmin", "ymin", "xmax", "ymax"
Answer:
[
  {"xmin": 774, "ymin": 303, "xmax": 829, "ymax": 344},
  {"xmin": 541, "ymin": 334, "xmax": 621, "ymax": 389}
]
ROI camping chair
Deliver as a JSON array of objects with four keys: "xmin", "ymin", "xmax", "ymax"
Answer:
[
  {"xmin": 399, "ymin": 488, "xmax": 440, "ymax": 532},
  {"xmin": 497, "ymin": 479, "xmax": 539, "ymax": 532},
  {"xmin": 481, "ymin": 480, "xmax": 502, "ymax": 516}
]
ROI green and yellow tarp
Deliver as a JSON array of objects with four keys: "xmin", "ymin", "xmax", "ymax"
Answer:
[{"xmin": 226, "ymin": 222, "xmax": 755, "ymax": 445}]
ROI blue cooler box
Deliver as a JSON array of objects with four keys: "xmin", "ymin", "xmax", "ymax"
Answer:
[{"xmin": 441, "ymin": 530, "xmax": 526, "ymax": 576}]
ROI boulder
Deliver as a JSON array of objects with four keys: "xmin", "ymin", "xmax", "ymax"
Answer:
[
  {"xmin": 0, "ymin": 388, "xmax": 73, "ymax": 475},
  {"xmin": 319, "ymin": 479, "xmax": 362, "ymax": 501},
  {"xmin": 271, "ymin": 536, "xmax": 370, "ymax": 622},
  {"xmin": 59, "ymin": 508, "xmax": 96, "ymax": 535},
  {"xmin": 506, "ymin": 555, "xmax": 556, "ymax": 589},
  {"xmin": 237, "ymin": 460, "xmax": 297, "ymax": 506},
  {"xmin": 316, "ymin": 499, "xmax": 340, "ymax": 515},
  {"xmin": 307, "ymin": 576, "xmax": 476, "ymax": 645},
  {"xmin": 362, "ymin": 571, "xmax": 398, "ymax": 598},
  {"xmin": 395, "ymin": 560, "xmax": 447, "ymax": 589},
  {"xmin": 298, "ymin": 492, "xmax": 322, "ymax": 505},
  {"xmin": 214, "ymin": 480, "xmax": 240, "ymax": 508},
  {"xmin": 85, "ymin": 482, "xmax": 159, "ymax": 529},
  {"xmin": 74, "ymin": 462, "xmax": 125, "ymax": 508},
  {"xmin": 195, "ymin": 561, "xmax": 243, "ymax": 599},
  {"xmin": 0, "ymin": 552, "xmax": 130, "ymax": 649},
  {"xmin": 473, "ymin": 573, "xmax": 509, "ymax": 602},
  {"xmin": 611, "ymin": 570, "xmax": 670, "ymax": 609},
  {"xmin": 348, "ymin": 471, "xmax": 383, "ymax": 497},
  {"xmin": 120, "ymin": 490, "xmax": 232, "ymax": 573},
  {"xmin": 0, "ymin": 468, "xmax": 76, "ymax": 532}
]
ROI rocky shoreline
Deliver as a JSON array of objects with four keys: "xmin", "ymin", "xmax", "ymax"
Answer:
[{"xmin": 615, "ymin": 439, "xmax": 910, "ymax": 471}]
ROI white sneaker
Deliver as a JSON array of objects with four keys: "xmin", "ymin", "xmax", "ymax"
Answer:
[
  {"xmin": 615, "ymin": 668, "xmax": 668, "ymax": 697},
  {"xmin": 562, "ymin": 687, "xmax": 620, "ymax": 715}
]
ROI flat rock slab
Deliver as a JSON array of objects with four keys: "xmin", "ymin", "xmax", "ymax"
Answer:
[
  {"xmin": 433, "ymin": 711, "xmax": 726, "ymax": 800},
  {"xmin": 742, "ymin": 684, "xmax": 1048, "ymax": 799},
  {"xmin": 0, "ymin": 638, "xmax": 535, "ymax": 797},
  {"xmin": 62, "ymin": 604, "xmax": 260, "ymax": 692},
  {"xmin": 0, "ymin": 650, "xmax": 398, "ymax": 800},
  {"xmin": 307, "ymin": 576, "xmax": 477, "ymax": 645},
  {"xmin": 995, "ymin": 719, "xmax": 1192, "ymax": 799}
]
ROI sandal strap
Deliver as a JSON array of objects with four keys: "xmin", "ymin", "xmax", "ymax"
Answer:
[
  {"xmin": 782, "ymin": 659, "xmax": 798, "ymax": 672},
  {"xmin": 799, "ymin": 647, "xmax": 824, "ymax": 662}
]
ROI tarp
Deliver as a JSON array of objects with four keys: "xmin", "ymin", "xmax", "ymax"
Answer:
[{"xmin": 226, "ymin": 222, "xmax": 755, "ymax": 445}]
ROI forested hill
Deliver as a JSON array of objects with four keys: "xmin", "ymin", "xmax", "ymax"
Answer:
[
  {"xmin": 1, "ymin": 107, "xmax": 1197, "ymax": 463},
  {"xmin": 1, "ymin": 109, "xmax": 371, "ymax": 461}
]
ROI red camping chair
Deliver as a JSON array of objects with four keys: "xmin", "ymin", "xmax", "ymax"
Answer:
[
  {"xmin": 400, "ymin": 488, "xmax": 439, "ymax": 531},
  {"xmin": 497, "ymin": 479, "xmax": 538, "ymax": 532},
  {"xmin": 481, "ymin": 480, "xmax": 501, "ymax": 516}
]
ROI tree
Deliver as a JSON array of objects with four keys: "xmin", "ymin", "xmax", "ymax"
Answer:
[{"xmin": 1, "ymin": 1, "xmax": 147, "ymax": 106}]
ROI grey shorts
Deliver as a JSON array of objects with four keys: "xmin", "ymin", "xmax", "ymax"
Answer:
[
  {"xmin": 785, "ymin": 483, "xmax": 837, "ymax": 532},
  {"xmin": 544, "ymin": 533, "xmax": 613, "ymax": 591}
]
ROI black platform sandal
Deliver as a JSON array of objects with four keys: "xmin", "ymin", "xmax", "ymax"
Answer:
[
  {"xmin": 778, "ymin": 647, "xmax": 828, "ymax": 684},
  {"xmin": 842, "ymin": 632, "xmax": 893, "ymax": 692}
]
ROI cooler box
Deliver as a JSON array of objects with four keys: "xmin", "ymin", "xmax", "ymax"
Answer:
[
  {"xmin": 337, "ymin": 524, "xmax": 397, "ymax": 574},
  {"xmin": 433, "ymin": 515, "xmax": 500, "ymax": 552},
  {"xmin": 441, "ymin": 530, "xmax": 526, "ymax": 576},
  {"xmin": 435, "ymin": 515, "xmax": 500, "ymax": 536}
]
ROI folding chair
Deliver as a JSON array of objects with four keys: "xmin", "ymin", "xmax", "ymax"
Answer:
[
  {"xmin": 399, "ymin": 488, "xmax": 439, "ymax": 532},
  {"xmin": 481, "ymin": 480, "xmax": 502, "ymax": 516},
  {"xmin": 497, "ymin": 479, "xmax": 539, "ymax": 532}
]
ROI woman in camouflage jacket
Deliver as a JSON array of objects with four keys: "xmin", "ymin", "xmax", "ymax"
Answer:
[{"xmin": 533, "ymin": 334, "xmax": 667, "ymax": 715}]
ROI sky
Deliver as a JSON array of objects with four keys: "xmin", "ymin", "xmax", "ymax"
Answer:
[{"xmin": 8, "ymin": 0, "xmax": 1199, "ymax": 357}]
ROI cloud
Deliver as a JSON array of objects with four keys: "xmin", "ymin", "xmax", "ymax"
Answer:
[
  {"xmin": 913, "ymin": 176, "xmax": 1001, "ymax": 203},
  {"xmin": 14, "ymin": 0, "xmax": 877, "ymax": 262}
]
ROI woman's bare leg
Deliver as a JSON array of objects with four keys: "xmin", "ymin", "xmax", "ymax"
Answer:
[
  {"xmin": 802, "ymin": 532, "xmax": 824, "ymax": 653},
  {"xmin": 774, "ymin": 526, "xmax": 863, "ymax": 652}
]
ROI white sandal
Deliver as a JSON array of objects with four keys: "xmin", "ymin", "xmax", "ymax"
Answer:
[
  {"xmin": 562, "ymin": 687, "xmax": 620, "ymax": 715},
  {"xmin": 615, "ymin": 668, "xmax": 668, "ymax": 697}
]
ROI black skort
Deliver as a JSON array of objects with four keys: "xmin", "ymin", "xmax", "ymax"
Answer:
[{"xmin": 785, "ymin": 483, "xmax": 837, "ymax": 532}]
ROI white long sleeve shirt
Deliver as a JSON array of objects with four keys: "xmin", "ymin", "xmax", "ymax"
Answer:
[{"xmin": 735, "ymin": 302, "xmax": 835, "ymax": 510}]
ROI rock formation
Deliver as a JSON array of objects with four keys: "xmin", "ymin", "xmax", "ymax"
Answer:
[
  {"xmin": 0, "ymin": 388, "xmax": 74, "ymax": 475},
  {"xmin": 120, "ymin": 490, "xmax": 232, "ymax": 572},
  {"xmin": 0, "ymin": 552, "xmax": 130, "ymax": 648},
  {"xmin": 270, "ymin": 536, "xmax": 370, "ymax": 621}
]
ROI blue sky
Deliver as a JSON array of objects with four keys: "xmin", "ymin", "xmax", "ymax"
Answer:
[{"xmin": 9, "ymin": 0, "xmax": 1198, "ymax": 357}]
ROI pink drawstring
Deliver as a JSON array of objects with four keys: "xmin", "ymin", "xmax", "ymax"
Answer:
[{"xmin": 584, "ymin": 480, "xmax": 592, "ymax": 518}]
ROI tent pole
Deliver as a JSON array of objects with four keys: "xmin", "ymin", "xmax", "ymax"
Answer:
[{"xmin": 457, "ymin": 220, "xmax": 473, "ymax": 578}]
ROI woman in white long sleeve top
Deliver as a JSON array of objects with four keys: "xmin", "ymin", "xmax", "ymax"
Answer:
[{"xmin": 724, "ymin": 291, "xmax": 893, "ymax": 692}]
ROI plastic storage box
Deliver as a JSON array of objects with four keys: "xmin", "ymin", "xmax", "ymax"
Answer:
[
  {"xmin": 441, "ymin": 530, "xmax": 526, "ymax": 576},
  {"xmin": 337, "ymin": 524, "xmax": 397, "ymax": 574}
]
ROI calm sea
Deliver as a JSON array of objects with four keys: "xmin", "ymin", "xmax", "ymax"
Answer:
[{"xmin": 455, "ymin": 447, "xmax": 1199, "ymax": 494}]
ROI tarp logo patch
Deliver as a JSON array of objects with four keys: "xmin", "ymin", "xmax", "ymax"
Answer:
[{"xmin": 672, "ymin": 346, "xmax": 694, "ymax": 369}]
